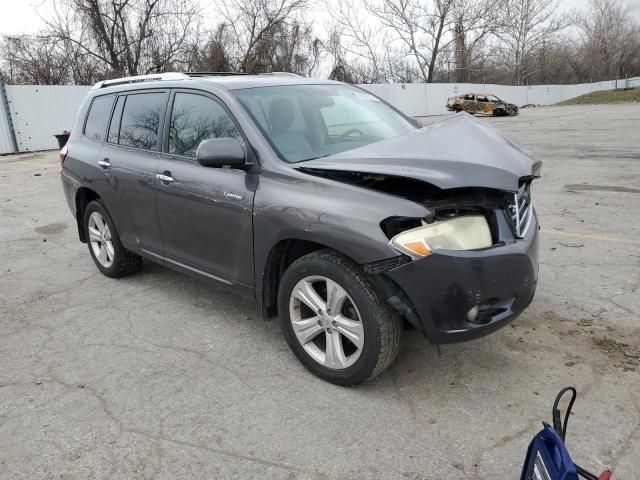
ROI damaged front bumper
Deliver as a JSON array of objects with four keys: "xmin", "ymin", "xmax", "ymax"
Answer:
[{"xmin": 384, "ymin": 210, "xmax": 539, "ymax": 344}]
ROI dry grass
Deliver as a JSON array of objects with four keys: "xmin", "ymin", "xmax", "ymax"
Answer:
[{"xmin": 559, "ymin": 87, "xmax": 640, "ymax": 105}]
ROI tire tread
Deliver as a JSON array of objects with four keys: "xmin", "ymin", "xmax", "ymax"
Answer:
[
  {"xmin": 281, "ymin": 250, "xmax": 401, "ymax": 384},
  {"xmin": 85, "ymin": 200, "xmax": 142, "ymax": 278}
]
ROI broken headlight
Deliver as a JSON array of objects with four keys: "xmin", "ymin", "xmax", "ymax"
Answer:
[{"xmin": 389, "ymin": 215, "xmax": 492, "ymax": 258}]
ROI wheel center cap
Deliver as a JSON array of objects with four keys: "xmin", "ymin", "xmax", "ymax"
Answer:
[{"xmin": 321, "ymin": 313, "xmax": 333, "ymax": 328}]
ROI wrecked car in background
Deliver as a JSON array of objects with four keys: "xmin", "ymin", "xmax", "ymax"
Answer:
[
  {"xmin": 447, "ymin": 93, "xmax": 519, "ymax": 116},
  {"xmin": 61, "ymin": 73, "xmax": 539, "ymax": 386}
]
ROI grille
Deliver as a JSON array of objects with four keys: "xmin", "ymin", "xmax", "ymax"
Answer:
[{"xmin": 509, "ymin": 182, "xmax": 533, "ymax": 238}]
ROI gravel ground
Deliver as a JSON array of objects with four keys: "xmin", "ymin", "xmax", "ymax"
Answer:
[{"xmin": 1, "ymin": 103, "xmax": 639, "ymax": 479}]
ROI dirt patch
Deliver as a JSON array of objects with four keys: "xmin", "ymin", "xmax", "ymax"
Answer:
[
  {"xmin": 0, "ymin": 153, "xmax": 46, "ymax": 163},
  {"xmin": 565, "ymin": 184, "xmax": 640, "ymax": 194},
  {"xmin": 35, "ymin": 222, "xmax": 68, "ymax": 235},
  {"xmin": 592, "ymin": 337, "xmax": 640, "ymax": 372}
]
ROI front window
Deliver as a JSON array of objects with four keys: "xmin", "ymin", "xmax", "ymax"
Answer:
[
  {"xmin": 234, "ymin": 85, "xmax": 416, "ymax": 163},
  {"xmin": 168, "ymin": 92, "xmax": 241, "ymax": 158}
]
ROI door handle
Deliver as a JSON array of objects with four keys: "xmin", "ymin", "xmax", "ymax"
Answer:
[
  {"xmin": 98, "ymin": 159, "xmax": 111, "ymax": 168},
  {"xmin": 156, "ymin": 172, "xmax": 174, "ymax": 183}
]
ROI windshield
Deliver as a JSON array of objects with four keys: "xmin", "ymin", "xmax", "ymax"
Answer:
[{"xmin": 234, "ymin": 84, "xmax": 416, "ymax": 163}]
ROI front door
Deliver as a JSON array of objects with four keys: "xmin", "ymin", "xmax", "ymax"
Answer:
[
  {"xmin": 475, "ymin": 95, "xmax": 492, "ymax": 114},
  {"xmin": 154, "ymin": 90, "xmax": 257, "ymax": 289}
]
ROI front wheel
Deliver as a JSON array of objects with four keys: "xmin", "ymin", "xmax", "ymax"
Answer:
[{"xmin": 278, "ymin": 250, "xmax": 401, "ymax": 385}]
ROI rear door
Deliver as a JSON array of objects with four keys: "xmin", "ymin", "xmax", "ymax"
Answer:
[
  {"xmin": 154, "ymin": 89, "xmax": 257, "ymax": 289},
  {"xmin": 99, "ymin": 90, "xmax": 169, "ymax": 255}
]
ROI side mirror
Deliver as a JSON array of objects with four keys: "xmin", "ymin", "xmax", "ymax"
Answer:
[{"xmin": 196, "ymin": 138, "xmax": 246, "ymax": 168}]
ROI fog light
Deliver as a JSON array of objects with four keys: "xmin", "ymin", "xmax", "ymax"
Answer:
[{"xmin": 466, "ymin": 305, "xmax": 479, "ymax": 322}]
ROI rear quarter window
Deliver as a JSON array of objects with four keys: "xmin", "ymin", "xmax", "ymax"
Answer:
[{"xmin": 84, "ymin": 95, "xmax": 115, "ymax": 142}]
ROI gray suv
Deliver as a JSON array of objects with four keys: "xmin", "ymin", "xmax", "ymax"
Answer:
[{"xmin": 61, "ymin": 72, "xmax": 540, "ymax": 385}]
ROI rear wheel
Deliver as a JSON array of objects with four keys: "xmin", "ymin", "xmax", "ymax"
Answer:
[
  {"xmin": 278, "ymin": 250, "xmax": 401, "ymax": 385},
  {"xmin": 84, "ymin": 200, "xmax": 141, "ymax": 278}
]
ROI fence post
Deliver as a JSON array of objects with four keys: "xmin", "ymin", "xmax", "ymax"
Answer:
[{"xmin": 0, "ymin": 75, "xmax": 18, "ymax": 154}]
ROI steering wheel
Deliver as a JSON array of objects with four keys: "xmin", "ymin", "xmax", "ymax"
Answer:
[{"xmin": 338, "ymin": 128, "xmax": 365, "ymax": 140}]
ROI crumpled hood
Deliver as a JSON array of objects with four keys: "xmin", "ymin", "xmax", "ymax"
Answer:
[{"xmin": 297, "ymin": 113, "xmax": 540, "ymax": 192}]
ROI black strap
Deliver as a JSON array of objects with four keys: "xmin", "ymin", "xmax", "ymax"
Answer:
[{"xmin": 551, "ymin": 387, "xmax": 600, "ymax": 480}]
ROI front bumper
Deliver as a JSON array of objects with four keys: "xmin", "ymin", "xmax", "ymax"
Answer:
[
  {"xmin": 385, "ymin": 211, "xmax": 539, "ymax": 344},
  {"xmin": 506, "ymin": 104, "xmax": 519, "ymax": 115}
]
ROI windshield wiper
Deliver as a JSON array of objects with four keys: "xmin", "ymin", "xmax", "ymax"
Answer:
[{"xmin": 296, "ymin": 153, "xmax": 332, "ymax": 163}]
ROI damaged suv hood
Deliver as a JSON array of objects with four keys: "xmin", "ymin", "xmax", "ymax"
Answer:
[{"xmin": 297, "ymin": 113, "xmax": 541, "ymax": 192}]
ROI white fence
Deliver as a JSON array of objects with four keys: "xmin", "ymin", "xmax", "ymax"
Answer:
[
  {"xmin": 8, "ymin": 85, "xmax": 90, "ymax": 153},
  {"xmin": 362, "ymin": 77, "xmax": 640, "ymax": 117},
  {"xmin": 0, "ymin": 77, "xmax": 638, "ymax": 154}
]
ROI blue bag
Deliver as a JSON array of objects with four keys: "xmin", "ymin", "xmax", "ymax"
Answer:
[{"xmin": 520, "ymin": 387, "xmax": 611, "ymax": 480}]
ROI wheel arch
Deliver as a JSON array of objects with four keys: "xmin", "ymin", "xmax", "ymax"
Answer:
[
  {"xmin": 75, "ymin": 187, "xmax": 100, "ymax": 243},
  {"xmin": 261, "ymin": 238, "xmax": 362, "ymax": 319}
]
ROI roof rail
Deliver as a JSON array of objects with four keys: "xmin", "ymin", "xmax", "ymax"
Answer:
[
  {"xmin": 184, "ymin": 71, "xmax": 248, "ymax": 77},
  {"xmin": 91, "ymin": 72, "xmax": 189, "ymax": 90},
  {"xmin": 185, "ymin": 71, "xmax": 299, "ymax": 77},
  {"xmin": 261, "ymin": 72, "xmax": 301, "ymax": 77}
]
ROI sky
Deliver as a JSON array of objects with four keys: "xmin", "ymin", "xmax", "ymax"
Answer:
[{"xmin": 0, "ymin": 0, "xmax": 638, "ymax": 36}]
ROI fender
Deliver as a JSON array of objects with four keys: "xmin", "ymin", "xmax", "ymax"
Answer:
[{"xmin": 252, "ymin": 170, "xmax": 429, "ymax": 294}]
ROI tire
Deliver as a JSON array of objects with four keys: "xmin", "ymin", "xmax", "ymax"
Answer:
[
  {"xmin": 83, "ymin": 199, "xmax": 142, "ymax": 278},
  {"xmin": 278, "ymin": 250, "xmax": 401, "ymax": 386}
]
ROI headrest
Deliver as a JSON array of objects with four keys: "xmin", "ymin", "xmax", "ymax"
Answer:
[{"xmin": 269, "ymin": 97, "xmax": 295, "ymax": 130}]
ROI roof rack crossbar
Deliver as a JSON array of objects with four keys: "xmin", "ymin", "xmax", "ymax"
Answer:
[{"xmin": 92, "ymin": 72, "xmax": 190, "ymax": 90}]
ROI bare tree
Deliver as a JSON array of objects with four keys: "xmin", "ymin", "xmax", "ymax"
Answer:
[
  {"xmin": 494, "ymin": 0, "xmax": 572, "ymax": 85},
  {"xmin": 45, "ymin": 0, "xmax": 201, "ymax": 77},
  {"xmin": 185, "ymin": 24, "xmax": 234, "ymax": 72},
  {"xmin": 3, "ymin": 0, "xmax": 639, "ymax": 86},
  {"xmin": 251, "ymin": 19, "xmax": 320, "ymax": 74},
  {"xmin": 1, "ymin": 35, "xmax": 69, "ymax": 84},
  {"xmin": 323, "ymin": 25, "xmax": 388, "ymax": 83},
  {"xmin": 221, "ymin": 0, "xmax": 309, "ymax": 72},
  {"xmin": 327, "ymin": 0, "xmax": 389, "ymax": 82},
  {"xmin": 450, "ymin": 0, "xmax": 503, "ymax": 82},
  {"xmin": 365, "ymin": 0, "xmax": 457, "ymax": 82},
  {"xmin": 579, "ymin": 0, "xmax": 640, "ymax": 81}
]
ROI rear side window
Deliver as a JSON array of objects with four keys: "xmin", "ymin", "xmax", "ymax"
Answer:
[
  {"xmin": 118, "ymin": 92, "xmax": 166, "ymax": 151},
  {"xmin": 84, "ymin": 95, "xmax": 114, "ymax": 142},
  {"xmin": 168, "ymin": 93, "xmax": 241, "ymax": 158}
]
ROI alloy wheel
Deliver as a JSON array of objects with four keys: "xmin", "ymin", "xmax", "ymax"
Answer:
[
  {"xmin": 88, "ymin": 211, "xmax": 114, "ymax": 268},
  {"xmin": 289, "ymin": 275, "xmax": 364, "ymax": 369}
]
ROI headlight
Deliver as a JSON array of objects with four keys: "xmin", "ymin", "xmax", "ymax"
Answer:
[{"xmin": 390, "ymin": 215, "xmax": 492, "ymax": 258}]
